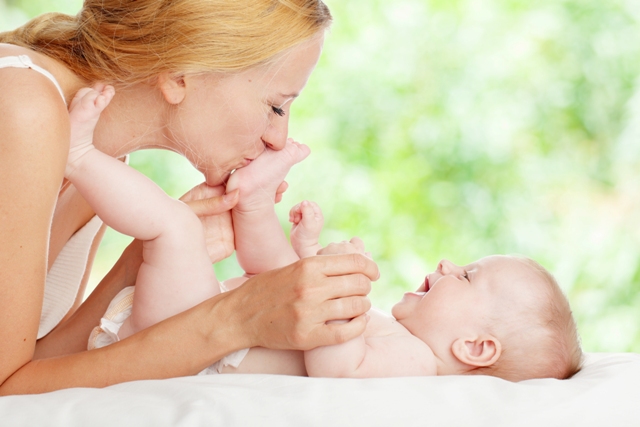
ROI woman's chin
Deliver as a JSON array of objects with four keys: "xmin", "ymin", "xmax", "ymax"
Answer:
[{"xmin": 205, "ymin": 172, "xmax": 229, "ymax": 187}]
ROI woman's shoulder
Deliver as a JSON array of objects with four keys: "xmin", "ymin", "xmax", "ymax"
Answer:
[
  {"xmin": 0, "ymin": 43, "xmax": 76, "ymax": 107},
  {"xmin": 0, "ymin": 44, "xmax": 71, "ymax": 174},
  {"xmin": 0, "ymin": 44, "xmax": 68, "ymax": 121}
]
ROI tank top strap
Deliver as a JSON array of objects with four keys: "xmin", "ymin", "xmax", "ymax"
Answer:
[{"xmin": 0, "ymin": 55, "xmax": 66, "ymax": 103}]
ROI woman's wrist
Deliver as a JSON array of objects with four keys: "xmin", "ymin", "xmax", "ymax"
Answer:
[{"xmin": 201, "ymin": 290, "xmax": 257, "ymax": 353}]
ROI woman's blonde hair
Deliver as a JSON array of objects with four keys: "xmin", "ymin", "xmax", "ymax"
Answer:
[{"xmin": 0, "ymin": 0, "xmax": 331, "ymax": 86}]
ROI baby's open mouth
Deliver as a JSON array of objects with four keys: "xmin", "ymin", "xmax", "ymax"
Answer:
[{"xmin": 415, "ymin": 276, "xmax": 430, "ymax": 294}]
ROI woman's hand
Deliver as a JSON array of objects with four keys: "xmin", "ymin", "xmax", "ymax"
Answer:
[
  {"xmin": 180, "ymin": 183, "xmax": 239, "ymax": 263},
  {"xmin": 218, "ymin": 253, "xmax": 380, "ymax": 351}
]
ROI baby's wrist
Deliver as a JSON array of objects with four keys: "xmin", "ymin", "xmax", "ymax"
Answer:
[{"xmin": 65, "ymin": 142, "xmax": 96, "ymax": 178}]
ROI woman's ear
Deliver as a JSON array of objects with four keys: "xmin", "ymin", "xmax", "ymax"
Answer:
[
  {"xmin": 451, "ymin": 335, "xmax": 502, "ymax": 368},
  {"xmin": 158, "ymin": 72, "xmax": 187, "ymax": 105}
]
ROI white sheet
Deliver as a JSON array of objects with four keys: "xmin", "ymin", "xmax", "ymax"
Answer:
[{"xmin": 1, "ymin": 352, "xmax": 638, "ymax": 426}]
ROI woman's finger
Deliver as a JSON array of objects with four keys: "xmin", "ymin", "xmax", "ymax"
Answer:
[
  {"xmin": 183, "ymin": 189, "xmax": 239, "ymax": 217},
  {"xmin": 275, "ymin": 181, "xmax": 288, "ymax": 204},
  {"xmin": 315, "ymin": 274, "xmax": 372, "ymax": 300},
  {"xmin": 316, "ymin": 313, "xmax": 369, "ymax": 346},
  {"xmin": 320, "ymin": 296, "xmax": 372, "ymax": 322},
  {"xmin": 310, "ymin": 253, "xmax": 380, "ymax": 282}
]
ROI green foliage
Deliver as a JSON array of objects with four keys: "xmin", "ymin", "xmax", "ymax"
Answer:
[{"xmin": 3, "ymin": 0, "xmax": 640, "ymax": 352}]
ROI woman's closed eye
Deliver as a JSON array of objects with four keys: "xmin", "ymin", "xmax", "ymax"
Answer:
[{"xmin": 272, "ymin": 106, "xmax": 285, "ymax": 117}]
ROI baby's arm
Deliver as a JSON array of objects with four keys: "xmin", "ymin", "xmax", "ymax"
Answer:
[
  {"xmin": 302, "ymin": 241, "xmax": 436, "ymax": 378},
  {"xmin": 305, "ymin": 310, "xmax": 438, "ymax": 378},
  {"xmin": 225, "ymin": 139, "xmax": 310, "ymax": 275},
  {"xmin": 289, "ymin": 201, "xmax": 324, "ymax": 258},
  {"xmin": 66, "ymin": 86, "xmax": 219, "ymax": 336}
]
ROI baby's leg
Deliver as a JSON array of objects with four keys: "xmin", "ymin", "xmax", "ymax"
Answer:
[
  {"xmin": 66, "ymin": 87, "xmax": 219, "ymax": 339},
  {"xmin": 226, "ymin": 139, "xmax": 310, "ymax": 274},
  {"xmin": 289, "ymin": 201, "xmax": 324, "ymax": 258}
]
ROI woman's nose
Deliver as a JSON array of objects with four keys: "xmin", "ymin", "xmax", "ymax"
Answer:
[
  {"xmin": 262, "ymin": 115, "xmax": 289, "ymax": 151},
  {"xmin": 438, "ymin": 259, "xmax": 462, "ymax": 276}
]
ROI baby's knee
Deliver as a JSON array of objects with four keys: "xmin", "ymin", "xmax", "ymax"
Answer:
[{"xmin": 163, "ymin": 200, "xmax": 204, "ymax": 243}]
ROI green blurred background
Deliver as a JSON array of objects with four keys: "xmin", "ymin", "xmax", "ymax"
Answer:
[{"xmin": 3, "ymin": 0, "xmax": 640, "ymax": 352}]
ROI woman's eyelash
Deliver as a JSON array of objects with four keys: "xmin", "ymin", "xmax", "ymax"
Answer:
[{"xmin": 272, "ymin": 106, "xmax": 286, "ymax": 117}]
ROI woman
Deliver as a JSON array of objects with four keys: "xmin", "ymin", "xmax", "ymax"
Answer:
[{"xmin": 0, "ymin": 0, "xmax": 378, "ymax": 395}]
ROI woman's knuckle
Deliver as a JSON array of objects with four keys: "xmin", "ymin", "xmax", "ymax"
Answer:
[
  {"xmin": 289, "ymin": 329, "xmax": 307, "ymax": 348},
  {"xmin": 350, "ymin": 253, "xmax": 367, "ymax": 269},
  {"xmin": 357, "ymin": 273, "xmax": 371, "ymax": 294},
  {"xmin": 351, "ymin": 297, "xmax": 365, "ymax": 314}
]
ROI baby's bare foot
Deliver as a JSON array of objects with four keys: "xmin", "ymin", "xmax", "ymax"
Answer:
[
  {"xmin": 226, "ymin": 138, "xmax": 310, "ymax": 212},
  {"xmin": 290, "ymin": 200, "xmax": 324, "ymax": 258},
  {"xmin": 66, "ymin": 85, "xmax": 115, "ymax": 176}
]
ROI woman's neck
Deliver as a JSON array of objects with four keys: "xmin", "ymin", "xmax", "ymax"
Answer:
[{"xmin": 92, "ymin": 83, "xmax": 173, "ymax": 158}]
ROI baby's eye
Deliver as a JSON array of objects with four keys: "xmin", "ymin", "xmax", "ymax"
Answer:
[
  {"xmin": 462, "ymin": 271, "xmax": 470, "ymax": 281},
  {"xmin": 272, "ymin": 106, "xmax": 286, "ymax": 117}
]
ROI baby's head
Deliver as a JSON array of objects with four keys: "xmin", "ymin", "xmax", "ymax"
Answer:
[{"xmin": 392, "ymin": 255, "xmax": 582, "ymax": 381}]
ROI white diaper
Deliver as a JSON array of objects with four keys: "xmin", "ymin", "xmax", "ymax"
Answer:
[{"xmin": 87, "ymin": 286, "xmax": 249, "ymax": 374}]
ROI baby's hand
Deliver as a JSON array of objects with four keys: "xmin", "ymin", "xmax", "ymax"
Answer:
[
  {"xmin": 318, "ymin": 237, "xmax": 371, "ymax": 258},
  {"xmin": 290, "ymin": 200, "xmax": 324, "ymax": 258}
]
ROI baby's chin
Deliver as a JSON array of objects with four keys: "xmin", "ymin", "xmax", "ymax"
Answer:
[{"xmin": 391, "ymin": 291, "xmax": 427, "ymax": 320}]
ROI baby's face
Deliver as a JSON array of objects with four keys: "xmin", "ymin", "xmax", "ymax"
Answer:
[{"xmin": 391, "ymin": 255, "xmax": 542, "ymax": 351}]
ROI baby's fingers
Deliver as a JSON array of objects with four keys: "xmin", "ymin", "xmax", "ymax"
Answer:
[
  {"xmin": 289, "ymin": 202, "xmax": 303, "ymax": 224},
  {"xmin": 95, "ymin": 85, "xmax": 115, "ymax": 109},
  {"xmin": 68, "ymin": 87, "xmax": 95, "ymax": 110}
]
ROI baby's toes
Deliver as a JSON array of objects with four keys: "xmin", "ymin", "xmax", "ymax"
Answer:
[{"xmin": 281, "ymin": 139, "xmax": 310, "ymax": 165}]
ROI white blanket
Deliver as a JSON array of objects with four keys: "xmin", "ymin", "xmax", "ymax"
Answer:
[{"xmin": 1, "ymin": 352, "xmax": 638, "ymax": 426}]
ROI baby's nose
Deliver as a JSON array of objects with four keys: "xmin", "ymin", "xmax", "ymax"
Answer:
[{"xmin": 438, "ymin": 259, "xmax": 462, "ymax": 276}]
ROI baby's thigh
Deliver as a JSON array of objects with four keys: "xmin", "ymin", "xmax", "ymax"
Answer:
[{"xmin": 222, "ymin": 347, "xmax": 307, "ymax": 376}]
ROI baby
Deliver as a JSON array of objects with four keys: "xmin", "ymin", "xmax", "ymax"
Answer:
[{"xmin": 69, "ymin": 86, "xmax": 582, "ymax": 381}]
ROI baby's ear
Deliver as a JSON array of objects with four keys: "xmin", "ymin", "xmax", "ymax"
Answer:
[
  {"xmin": 157, "ymin": 72, "xmax": 187, "ymax": 105},
  {"xmin": 451, "ymin": 335, "xmax": 501, "ymax": 368}
]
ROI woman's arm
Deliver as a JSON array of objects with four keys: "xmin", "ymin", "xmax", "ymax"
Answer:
[
  {"xmin": 1, "ymin": 252, "xmax": 377, "ymax": 395},
  {"xmin": 33, "ymin": 184, "xmax": 240, "ymax": 360},
  {"xmin": 0, "ymin": 69, "xmax": 71, "ymax": 388}
]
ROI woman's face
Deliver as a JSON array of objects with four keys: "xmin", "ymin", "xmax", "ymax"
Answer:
[{"xmin": 165, "ymin": 34, "xmax": 325, "ymax": 186}]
